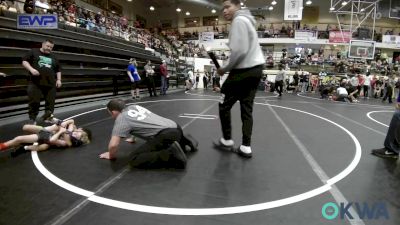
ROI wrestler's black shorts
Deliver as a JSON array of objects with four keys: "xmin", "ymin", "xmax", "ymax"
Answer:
[{"xmin": 38, "ymin": 129, "xmax": 52, "ymax": 144}]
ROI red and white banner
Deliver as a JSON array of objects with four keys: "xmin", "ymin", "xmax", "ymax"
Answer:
[{"xmin": 329, "ymin": 31, "xmax": 352, "ymax": 43}]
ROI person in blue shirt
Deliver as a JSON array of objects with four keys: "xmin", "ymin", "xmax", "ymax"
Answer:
[{"xmin": 127, "ymin": 58, "xmax": 141, "ymax": 99}]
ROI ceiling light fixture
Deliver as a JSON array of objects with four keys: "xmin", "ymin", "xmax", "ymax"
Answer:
[
  {"xmin": 176, "ymin": 8, "xmax": 181, "ymax": 12},
  {"xmin": 342, "ymin": 1, "xmax": 348, "ymax": 6},
  {"xmin": 330, "ymin": 7, "xmax": 335, "ymax": 11},
  {"xmin": 211, "ymin": 9, "xmax": 216, "ymax": 13},
  {"xmin": 149, "ymin": 6, "xmax": 154, "ymax": 11},
  {"xmin": 271, "ymin": 0, "xmax": 277, "ymax": 5},
  {"xmin": 186, "ymin": 11, "xmax": 190, "ymax": 16},
  {"xmin": 269, "ymin": 6, "xmax": 273, "ymax": 11},
  {"xmin": 306, "ymin": 0, "xmax": 312, "ymax": 5}
]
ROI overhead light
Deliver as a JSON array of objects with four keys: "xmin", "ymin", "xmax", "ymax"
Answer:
[
  {"xmin": 240, "ymin": 2, "xmax": 244, "ymax": 6},
  {"xmin": 215, "ymin": 18, "xmax": 218, "ymax": 21},
  {"xmin": 127, "ymin": 0, "xmax": 132, "ymax": 2},
  {"xmin": 149, "ymin": 6, "xmax": 155, "ymax": 11},
  {"xmin": 271, "ymin": 0, "xmax": 277, "ymax": 5},
  {"xmin": 111, "ymin": 10, "xmax": 115, "ymax": 14},
  {"xmin": 268, "ymin": 6, "xmax": 273, "ymax": 11},
  {"xmin": 176, "ymin": 8, "xmax": 181, "ymax": 12},
  {"xmin": 211, "ymin": 9, "xmax": 216, "ymax": 13},
  {"xmin": 186, "ymin": 11, "xmax": 190, "ymax": 16},
  {"xmin": 360, "ymin": 8, "xmax": 365, "ymax": 12},
  {"xmin": 342, "ymin": 1, "xmax": 348, "ymax": 6},
  {"xmin": 330, "ymin": 7, "xmax": 335, "ymax": 11},
  {"xmin": 194, "ymin": 20, "xmax": 197, "ymax": 23},
  {"xmin": 306, "ymin": 0, "xmax": 312, "ymax": 5}
]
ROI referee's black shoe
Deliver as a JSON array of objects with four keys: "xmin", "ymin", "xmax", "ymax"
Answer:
[
  {"xmin": 184, "ymin": 134, "xmax": 199, "ymax": 152},
  {"xmin": 169, "ymin": 141, "xmax": 187, "ymax": 169}
]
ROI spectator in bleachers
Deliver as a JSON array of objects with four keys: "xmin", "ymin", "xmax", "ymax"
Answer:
[
  {"xmin": 0, "ymin": 0, "xmax": 18, "ymax": 12},
  {"xmin": 35, "ymin": 0, "xmax": 49, "ymax": 13},
  {"xmin": 23, "ymin": 0, "xmax": 34, "ymax": 13}
]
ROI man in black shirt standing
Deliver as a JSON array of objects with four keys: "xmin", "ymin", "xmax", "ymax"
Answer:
[{"xmin": 22, "ymin": 39, "xmax": 62, "ymax": 124}]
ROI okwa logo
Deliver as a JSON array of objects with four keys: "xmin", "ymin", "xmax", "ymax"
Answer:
[{"xmin": 322, "ymin": 202, "xmax": 389, "ymax": 220}]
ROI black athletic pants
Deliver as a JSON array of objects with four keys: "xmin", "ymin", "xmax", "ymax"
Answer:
[
  {"xmin": 146, "ymin": 76, "xmax": 157, "ymax": 97},
  {"xmin": 219, "ymin": 65, "xmax": 263, "ymax": 147},
  {"xmin": 27, "ymin": 82, "xmax": 56, "ymax": 120},
  {"xmin": 129, "ymin": 126, "xmax": 193, "ymax": 168},
  {"xmin": 275, "ymin": 80, "xmax": 283, "ymax": 96},
  {"xmin": 383, "ymin": 86, "xmax": 393, "ymax": 103}
]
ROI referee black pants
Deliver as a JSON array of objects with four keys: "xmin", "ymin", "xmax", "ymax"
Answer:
[
  {"xmin": 219, "ymin": 65, "xmax": 263, "ymax": 147},
  {"xmin": 129, "ymin": 126, "xmax": 193, "ymax": 169}
]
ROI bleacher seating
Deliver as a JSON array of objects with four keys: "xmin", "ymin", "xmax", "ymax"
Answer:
[{"xmin": 0, "ymin": 10, "xmax": 178, "ymax": 119}]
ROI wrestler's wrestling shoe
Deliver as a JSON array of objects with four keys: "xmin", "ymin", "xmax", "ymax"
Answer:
[{"xmin": 169, "ymin": 141, "xmax": 187, "ymax": 169}]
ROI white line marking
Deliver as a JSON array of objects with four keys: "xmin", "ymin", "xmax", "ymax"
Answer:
[
  {"xmin": 47, "ymin": 101, "xmax": 218, "ymax": 224},
  {"xmin": 178, "ymin": 116, "xmax": 216, "ymax": 120},
  {"xmin": 185, "ymin": 92, "xmax": 278, "ymax": 99},
  {"xmin": 366, "ymin": 111, "xmax": 393, "ymax": 128},
  {"xmin": 31, "ymin": 152, "xmax": 94, "ymax": 197},
  {"xmin": 47, "ymin": 168, "xmax": 130, "ymax": 225},
  {"xmin": 181, "ymin": 113, "xmax": 217, "ymax": 117},
  {"xmin": 180, "ymin": 103, "xmax": 218, "ymax": 129},
  {"xmin": 312, "ymin": 104, "xmax": 386, "ymax": 136},
  {"xmin": 31, "ymin": 99, "xmax": 361, "ymax": 215},
  {"xmin": 268, "ymin": 105, "xmax": 365, "ymax": 224}
]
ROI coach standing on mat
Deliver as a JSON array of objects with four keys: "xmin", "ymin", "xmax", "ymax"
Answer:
[
  {"xmin": 215, "ymin": 0, "xmax": 264, "ymax": 158},
  {"xmin": 22, "ymin": 39, "xmax": 62, "ymax": 124}
]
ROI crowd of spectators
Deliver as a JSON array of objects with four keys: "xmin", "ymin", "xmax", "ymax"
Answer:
[
  {"xmin": 265, "ymin": 54, "xmax": 400, "ymax": 105},
  {"xmin": 0, "ymin": 0, "xmax": 177, "ymax": 59}
]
